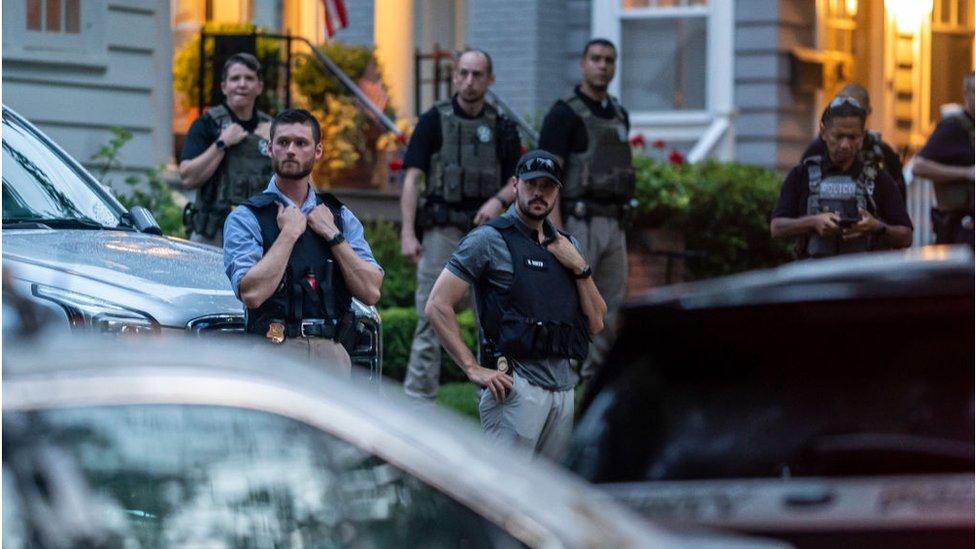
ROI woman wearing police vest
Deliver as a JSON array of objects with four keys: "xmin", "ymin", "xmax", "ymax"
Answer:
[
  {"xmin": 425, "ymin": 150, "xmax": 606, "ymax": 459},
  {"xmin": 771, "ymin": 97, "xmax": 913, "ymax": 259}
]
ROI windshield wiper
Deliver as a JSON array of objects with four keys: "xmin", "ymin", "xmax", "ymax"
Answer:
[{"xmin": 2, "ymin": 217, "xmax": 130, "ymax": 231}]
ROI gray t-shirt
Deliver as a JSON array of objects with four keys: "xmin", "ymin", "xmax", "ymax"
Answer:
[{"xmin": 446, "ymin": 207, "xmax": 583, "ymax": 391}]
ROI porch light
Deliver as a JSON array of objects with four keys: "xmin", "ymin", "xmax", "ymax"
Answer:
[
  {"xmin": 845, "ymin": 0, "xmax": 858, "ymax": 17},
  {"xmin": 884, "ymin": 0, "xmax": 933, "ymax": 33}
]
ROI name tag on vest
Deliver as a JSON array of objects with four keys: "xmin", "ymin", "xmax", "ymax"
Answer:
[{"xmin": 524, "ymin": 258, "xmax": 547, "ymax": 271}]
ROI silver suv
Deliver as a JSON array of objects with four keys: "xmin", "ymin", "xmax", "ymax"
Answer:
[{"xmin": 1, "ymin": 105, "xmax": 381, "ymax": 376}]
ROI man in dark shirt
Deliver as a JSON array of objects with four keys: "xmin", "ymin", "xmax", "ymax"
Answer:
[
  {"xmin": 771, "ymin": 97, "xmax": 913, "ymax": 258},
  {"xmin": 538, "ymin": 38, "xmax": 632, "ymax": 382},
  {"xmin": 400, "ymin": 48, "xmax": 522, "ymax": 400},
  {"xmin": 801, "ymin": 83, "xmax": 906, "ymax": 200},
  {"xmin": 179, "ymin": 53, "xmax": 273, "ymax": 246},
  {"xmin": 913, "ymin": 72, "xmax": 975, "ymax": 246}
]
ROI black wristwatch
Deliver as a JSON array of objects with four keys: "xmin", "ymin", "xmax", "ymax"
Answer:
[
  {"xmin": 215, "ymin": 139, "xmax": 227, "ymax": 151},
  {"xmin": 574, "ymin": 265, "xmax": 593, "ymax": 280},
  {"xmin": 326, "ymin": 232, "xmax": 345, "ymax": 247}
]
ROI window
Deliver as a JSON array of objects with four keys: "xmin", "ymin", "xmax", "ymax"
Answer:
[
  {"xmin": 3, "ymin": 404, "xmax": 524, "ymax": 548},
  {"xmin": 26, "ymin": 0, "xmax": 80, "ymax": 33}
]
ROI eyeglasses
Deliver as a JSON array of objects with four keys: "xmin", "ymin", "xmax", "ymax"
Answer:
[{"xmin": 827, "ymin": 95, "xmax": 866, "ymax": 112}]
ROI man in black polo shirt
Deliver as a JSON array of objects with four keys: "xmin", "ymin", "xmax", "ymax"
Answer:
[
  {"xmin": 771, "ymin": 97, "xmax": 912, "ymax": 258},
  {"xmin": 400, "ymin": 48, "xmax": 522, "ymax": 400},
  {"xmin": 913, "ymin": 72, "xmax": 975, "ymax": 246},
  {"xmin": 538, "ymin": 38, "xmax": 632, "ymax": 383}
]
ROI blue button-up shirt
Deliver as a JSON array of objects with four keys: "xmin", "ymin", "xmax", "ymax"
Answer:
[{"xmin": 223, "ymin": 179, "xmax": 382, "ymax": 298}]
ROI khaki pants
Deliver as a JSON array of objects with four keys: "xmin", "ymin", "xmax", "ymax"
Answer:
[
  {"xmin": 563, "ymin": 215, "xmax": 628, "ymax": 381},
  {"xmin": 403, "ymin": 226, "xmax": 472, "ymax": 400},
  {"xmin": 250, "ymin": 335, "xmax": 351, "ymax": 378},
  {"xmin": 478, "ymin": 373, "xmax": 574, "ymax": 461}
]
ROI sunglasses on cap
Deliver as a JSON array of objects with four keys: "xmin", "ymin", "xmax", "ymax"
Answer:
[
  {"xmin": 518, "ymin": 156, "xmax": 558, "ymax": 176},
  {"xmin": 827, "ymin": 95, "xmax": 866, "ymax": 112}
]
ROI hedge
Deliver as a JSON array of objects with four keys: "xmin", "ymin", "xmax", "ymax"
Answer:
[{"xmin": 381, "ymin": 306, "xmax": 477, "ymax": 384}]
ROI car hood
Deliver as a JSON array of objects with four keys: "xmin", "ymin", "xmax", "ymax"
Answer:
[{"xmin": 2, "ymin": 228, "xmax": 243, "ymax": 326}]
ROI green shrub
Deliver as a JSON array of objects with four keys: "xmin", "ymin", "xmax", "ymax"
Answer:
[
  {"xmin": 632, "ymin": 154, "xmax": 792, "ymax": 280},
  {"xmin": 381, "ymin": 306, "xmax": 476, "ymax": 384},
  {"xmin": 362, "ymin": 220, "xmax": 415, "ymax": 309}
]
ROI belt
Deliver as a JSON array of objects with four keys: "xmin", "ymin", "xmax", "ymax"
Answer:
[
  {"xmin": 564, "ymin": 200, "xmax": 624, "ymax": 219},
  {"xmin": 285, "ymin": 319, "xmax": 337, "ymax": 339}
]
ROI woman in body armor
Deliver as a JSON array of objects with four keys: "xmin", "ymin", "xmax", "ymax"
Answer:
[{"xmin": 771, "ymin": 97, "xmax": 913, "ymax": 258}]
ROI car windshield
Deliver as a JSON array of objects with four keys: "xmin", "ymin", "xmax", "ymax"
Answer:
[{"xmin": 2, "ymin": 112, "xmax": 123, "ymax": 228}]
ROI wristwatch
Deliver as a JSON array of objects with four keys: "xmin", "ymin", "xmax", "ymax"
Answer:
[
  {"xmin": 326, "ymin": 232, "xmax": 345, "ymax": 247},
  {"xmin": 215, "ymin": 139, "xmax": 227, "ymax": 151},
  {"xmin": 574, "ymin": 265, "xmax": 593, "ymax": 280}
]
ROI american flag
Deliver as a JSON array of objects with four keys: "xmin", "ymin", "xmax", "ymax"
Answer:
[{"xmin": 322, "ymin": 0, "xmax": 348, "ymax": 39}]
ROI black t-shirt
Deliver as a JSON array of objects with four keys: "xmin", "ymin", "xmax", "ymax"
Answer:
[
  {"xmin": 179, "ymin": 103, "xmax": 262, "ymax": 161},
  {"xmin": 918, "ymin": 113, "xmax": 975, "ymax": 167},
  {"xmin": 403, "ymin": 95, "xmax": 521, "ymax": 183},
  {"xmin": 772, "ymin": 158, "xmax": 913, "ymax": 229},
  {"xmin": 801, "ymin": 135, "xmax": 906, "ymax": 200},
  {"xmin": 538, "ymin": 85, "xmax": 631, "ymax": 160}
]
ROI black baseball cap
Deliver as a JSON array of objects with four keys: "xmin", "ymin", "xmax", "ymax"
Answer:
[{"xmin": 515, "ymin": 150, "xmax": 562, "ymax": 187}]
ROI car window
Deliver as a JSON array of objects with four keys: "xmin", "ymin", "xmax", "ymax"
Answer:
[
  {"xmin": 3, "ymin": 405, "xmax": 526, "ymax": 548},
  {"xmin": 2, "ymin": 113, "xmax": 122, "ymax": 226}
]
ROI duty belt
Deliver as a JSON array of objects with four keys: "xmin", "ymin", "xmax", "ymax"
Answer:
[
  {"xmin": 564, "ymin": 200, "xmax": 624, "ymax": 219},
  {"xmin": 286, "ymin": 318, "xmax": 337, "ymax": 339}
]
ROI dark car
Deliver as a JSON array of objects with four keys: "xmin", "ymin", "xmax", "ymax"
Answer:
[{"xmin": 567, "ymin": 247, "xmax": 975, "ymax": 548}]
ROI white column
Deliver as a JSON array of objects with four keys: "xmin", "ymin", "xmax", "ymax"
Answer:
[{"xmin": 375, "ymin": 0, "xmax": 416, "ymax": 118}]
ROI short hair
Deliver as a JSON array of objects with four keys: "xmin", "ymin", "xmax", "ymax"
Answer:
[
  {"xmin": 221, "ymin": 53, "xmax": 262, "ymax": 81},
  {"xmin": 582, "ymin": 38, "xmax": 617, "ymax": 58},
  {"xmin": 455, "ymin": 47, "xmax": 493, "ymax": 76},
  {"xmin": 270, "ymin": 109, "xmax": 321, "ymax": 144},
  {"xmin": 820, "ymin": 96, "xmax": 867, "ymax": 127},
  {"xmin": 838, "ymin": 82, "xmax": 870, "ymax": 111}
]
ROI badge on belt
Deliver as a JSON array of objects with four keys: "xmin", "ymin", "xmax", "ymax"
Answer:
[
  {"xmin": 496, "ymin": 356, "xmax": 509, "ymax": 373},
  {"xmin": 266, "ymin": 322, "xmax": 285, "ymax": 344}
]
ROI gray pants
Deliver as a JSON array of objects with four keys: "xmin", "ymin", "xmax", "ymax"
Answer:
[
  {"xmin": 250, "ymin": 335, "xmax": 352, "ymax": 378},
  {"xmin": 190, "ymin": 229, "xmax": 223, "ymax": 247},
  {"xmin": 403, "ymin": 226, "xmax": 471, "ymax": 400},
  {"xmin": 478, "ymin": 373, "xmax": 574, "ymax": 460},
  {"xmin": 563, "ymin": 215, "xmax": 627, "ymax": 381}
]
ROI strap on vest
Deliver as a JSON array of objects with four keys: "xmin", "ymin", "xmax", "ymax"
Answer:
[{"xmin": 804, "ymin": 156, "xmax": 823, "ymax": 192}]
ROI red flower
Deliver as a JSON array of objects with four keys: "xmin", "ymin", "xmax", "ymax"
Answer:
[
  {"xmin": 395, "ymin": 132, "xmax": 408, "ymax": 145},
  {"xmin": 652, "ymin": 138, "xmax": 667, "ymax": 149},
  {"xmin": 388, "ymin": 158, "xmax": 404, "ymax": 171},
  {"xmin": 667, "ymin": 149, "xmax": 685, "ymax": 165},
  {"xmin": 629, "ymin": 134, "xmax": 646, "ymax": 147}
]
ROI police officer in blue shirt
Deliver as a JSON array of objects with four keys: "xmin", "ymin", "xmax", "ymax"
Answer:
[{"xmin": 223, "ymin": 109, "xmax": 383, "ymax": 374}]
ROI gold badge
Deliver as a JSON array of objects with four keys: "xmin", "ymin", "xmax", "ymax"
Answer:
[
  {"xmin": 496, "ymin": 356, "xmax": 509, "ymax": 373},
  {"xmin": 266, "ymin": 322, "xmax": 285, "ymax": 344}
]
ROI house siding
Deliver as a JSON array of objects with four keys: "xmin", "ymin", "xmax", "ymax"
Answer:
[{"xmin": 2, "ymin": 0, "xmax": 172, "ymax": 183}]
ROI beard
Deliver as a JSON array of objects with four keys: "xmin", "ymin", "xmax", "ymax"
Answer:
[
  {"xmin": 517, "ymin": 196, "xmax": 554, "ymax": 221},
  {"xmin": 273, "ymin": 157, "xmax": 314, "ymax": 181}
]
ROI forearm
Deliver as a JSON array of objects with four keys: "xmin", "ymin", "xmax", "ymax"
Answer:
[
  {"xmin": 179, "ymin": 145, "xmax": 225, "ymax": 190},
  {"xmin": 576, "ymin": 278, "xmax": 606, "ymax": 335},
  {"xmin": 426, "ymin": 292, "xmax": 479, "ymax": 372},
  {"xmin": 912, "ymin": 157, "xmax": 974, "ymax": 183},
  {"xmin": 770, "ymin": 217, "xmax": 813, "ymax": 239},
  {"xmin": 881, "ymin": 224, "xmax": 913, "ymax": 248},
  {"xmin": 332, "ymin": 243, "xmax": 383, "ymax": 305},
  {"xmin": 238, "ymin": 233, "xmax": 298, "ymax": 309},
  {"xmin": 400, "ymin": 169, "xmax": 422, "ymax": 235}
]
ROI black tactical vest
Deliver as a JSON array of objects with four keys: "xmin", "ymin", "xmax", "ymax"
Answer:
[
  {"xmin": 425, "ymin": 101, "xmax": 501, "ymax": 209},
  {"xmin": 239, "ymin": 191, "xmax": 352, "ymax": 338},
  {"xmin": 192, "ymin": 105, "xmax": 274, "ymax": 238},
  {"xmin": 561, "ymin": 94, "xmax": 635, "ymax": 205},
  {"xmin": 802, "ymin": 156, "xmax": 878, "ymax": 258},
  {"xmin": 932, "ymin": 113, "xmax": 976, "ymax": 212},
  {"xmin": 477, "ymin": 216, "xmax": 589, "ymax": 366}
]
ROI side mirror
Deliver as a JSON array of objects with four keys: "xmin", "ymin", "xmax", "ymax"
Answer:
[{"xmin": 128, "ymin": 206, "xmax": 163, "ymax": 235}]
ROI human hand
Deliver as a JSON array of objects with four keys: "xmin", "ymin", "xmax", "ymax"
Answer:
[
  {"xmin": 546, "ymin": 233, "xmax": 587, "ymax": 274},
  {"xmin": 218, "ymin": 123, "xmax": 248, "ymax": 147},
  {"xmin": 810, "ymin": 212, "xmax": 841, "ymax": 236},
  {"xmin": 276, "ymin": 203, "xmax": 306, "ymax": 240},
  {"xmin": 401, "ymin": 232, "xmax": 423, "ymax": 264},
  {"xmin": 466, "ymin": 365, "xmax": 514, "ymax": 402},
  {"xmin": 474, "ymin": 196, "xmax": 504, "ymax": 226},
  {"xmin": 843, "ymin": 207, "xmax": 882, "ymax": 240},
  {"xmin": 307, "ymin": 204, "xmax": 339, "ymax": 240}
]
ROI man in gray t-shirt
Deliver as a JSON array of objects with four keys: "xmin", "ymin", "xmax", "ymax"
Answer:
[{"xmin": 425, "ymin": 150, "xmax": 607, "ymax": 459}]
